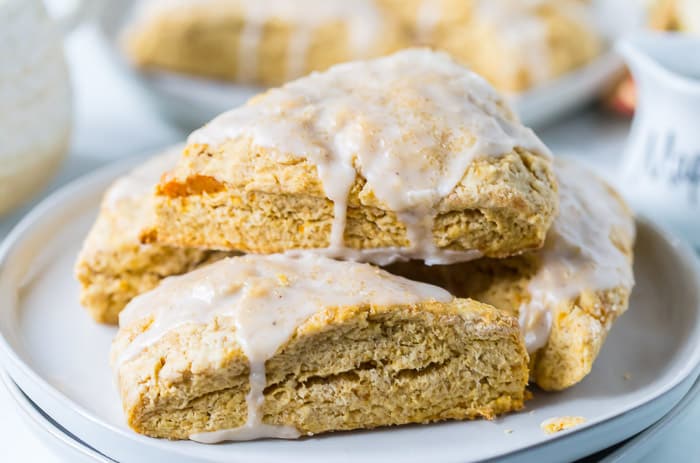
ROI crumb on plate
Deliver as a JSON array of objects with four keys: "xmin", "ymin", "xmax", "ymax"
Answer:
[{"xmin": 540, "ymin": 416, "xmax": 586, "ymax": 435}]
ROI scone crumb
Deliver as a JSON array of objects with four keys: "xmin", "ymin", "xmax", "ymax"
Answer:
[
  {"xmin": 540, "ymin": 416, "xmax": 586, "ymax": 435},
  {"xmin": 277, "ymin": 273, "xmax": 290, "ymax": 286},
  {"xmin": 504, "ymin": 429, "xmax": 513, "ymax": 435},
  {"xmin": 623, "ymin": 372, "xmax": 632, "ymax": 380}
]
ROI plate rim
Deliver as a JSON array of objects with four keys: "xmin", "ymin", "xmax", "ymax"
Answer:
[
  {"xmin": 599, "ymin": 375, "xmax": 700, "ymax": 463},
  {"xmin": 5, "ymin": 370, "xmax": 700, "ymax": 463},
  {"xmin": 0, "ymin": 156, "xmax": 700, "ymax": 462},
  {"xmin": 0, "ymin": 370, "xmax": 116, "ymax": 463}
]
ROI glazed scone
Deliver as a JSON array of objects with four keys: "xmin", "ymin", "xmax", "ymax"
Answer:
[
  {"xmin": 111, "ymin": 254, "xmax": 529, "ymax": 440},
  {"xmin": 149, "ymin": 50, "xmax": 558, "ymax": 265},
  {"xmin": 124, "ymin": 0, "xmax": 409, "ymax": 86},
  {"xmin": 378, "ymin": 0, "xmax": 602, "ymax": 92},
  {"xmin": 387, "ymin": 159, "xmax": 635, "ymax": 390},
  {"xmin": 75, "ymin": 148, "xmax": 230, "ymax": 324}
]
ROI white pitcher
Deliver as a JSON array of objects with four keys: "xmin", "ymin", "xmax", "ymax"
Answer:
[
  {"xmin": 0, "ymin": 0, "xmax": 92, "ymax": 216},
  {"xmin": 617, "ymin": 33, "xmax": 700, "ymax": 248}
]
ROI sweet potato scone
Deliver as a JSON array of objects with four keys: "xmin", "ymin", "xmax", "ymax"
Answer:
[
  {"xmin": 387, "ymin": 159, "xmax": 636, "ymax": 390},
  {"xmin": 124, "ymin": 0, "xmax": 409, "ymax": 86},
  {"xmin": 111, "ymin": 254, "xmax": 529, "ymax": 440},
  {"xmin": 377, "ymin": 0, "xmax": 602, "ymax": 92},
  {"xmin": 149, "ymin": 50, "xmax": 558, "ymax": 265},
  {"xmin": 75, "ymin": 148, "xmax": 229, "ymax": 324}
]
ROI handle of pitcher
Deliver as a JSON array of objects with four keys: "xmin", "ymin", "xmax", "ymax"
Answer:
[{"xmin": 53, "ymin": 0, "xmax": 104, "ymax": 36}]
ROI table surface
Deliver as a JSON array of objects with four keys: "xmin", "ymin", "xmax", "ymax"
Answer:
[{"xmin": 0, "ymin": 23, "xmax": 697, "ymax": 463}]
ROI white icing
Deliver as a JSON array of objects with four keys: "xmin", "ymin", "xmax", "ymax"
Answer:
[
  {"xmin": 190, "ymin": 49, "xmax": 550, "ymax": 265},
  {"xmin": 115, "ymin": 253, "xmax": 452, "ymax": 442},
  {"xmin": 236, "ymin": 8, "xmax": 263, "ymax": 83},
  {"xmin": 130, "ymin": 0, "xmax": 385, "ymax": 83},
  {"xmin": 415, "ymin": 0, "xmax": 442, "ymax": 44},
  {"xmin": 519, "ymin": 159, "xmax": 635, "ymax": 352},
  {"xmin": 103, "ymin": 147, "xmax": 181, "ymax": 208}
]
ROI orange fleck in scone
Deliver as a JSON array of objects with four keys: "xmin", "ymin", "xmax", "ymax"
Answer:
[
  {"xmin": 123, "ymin": 0, "xmax": 409, "ymax": 86},
  {"xmin": 149, "ymin": 50, "xmax": 558, "ymax": 265},
  {"xmin": 387, "ymin": 159, "xmax": 635, "ymax": 390},
  {"xmin": 111, "ymin": 254, "xmax": 529, "ymax": 441},
  {"xmin": 378, "ymin": 0, "xmax": 603, "ymax": 92},
  {"xmin": 75, "ymin": 148, "xmax": 230, "ymax": 324}
]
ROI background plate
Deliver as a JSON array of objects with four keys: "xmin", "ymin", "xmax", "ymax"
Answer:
[{"xmin": 0, "ymin": 158, "xmax": 699, "ymax": 463}]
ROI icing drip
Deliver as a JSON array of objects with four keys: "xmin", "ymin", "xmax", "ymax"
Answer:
[
  {"xmin": 416, "ymin": 0, "xmax": 442, "ymax": 44},
  {"xmin": 115, "ymin": 254, "xmax": 452, "ymax": 442},
  {"xmin": 237, "ymin": 0, "xmax": 384, "ymax": 82},
  {"xmin": 474, "ymin": 0, "xmax": 551, "ymax": 86},
  {"xmin": 190, "ymin": 49, "xmax": 550, "ymax": 265},
  {"xmin": 285, "ymin": 27, "xmax": 312, "ymax": 82},
  {"xmin": 519, "ymin": 159, "xmax": 635, "ymax": 352},
  {"xmin": 236, "ymin": 9, "xmax": 263, "ymax": 83}
]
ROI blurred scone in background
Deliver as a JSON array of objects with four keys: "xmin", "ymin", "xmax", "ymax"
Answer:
[{"xmin": 123, "ymin": 0, "xmax": 604, "ymax": 92}]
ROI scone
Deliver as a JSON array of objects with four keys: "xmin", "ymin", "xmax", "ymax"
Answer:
[
  {"xmin": 123, "ymin": 0, "xmax": 409, "ymax": 86},
  {"xmin": 387, "ymin": 159, "xmax": 635, "ymax": 390},
  {"xmin": 148, "ymin": 50, "xmax": 558, "ymax": 265},
  {"xmin": 111, "ymin": 254, "xmax": 529, "ymax": 440},
  {"xmin": 378, "ymin": 0, "xmax": 602, "ymax": 92},
  {"xmin": 75, "ymin": 148, "xmax": 230, "ymax": 324}
]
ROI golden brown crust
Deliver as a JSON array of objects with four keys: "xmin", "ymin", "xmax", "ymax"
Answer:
[{"xmin": 112, "ymin": 298, "xmax": 529, "ymax": 438}]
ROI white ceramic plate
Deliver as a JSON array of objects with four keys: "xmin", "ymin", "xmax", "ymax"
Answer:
[
  {"xmin": 0, "ymin": 157, "xmax": 699, "ymax": 463},
  {"xmin": 6, "ymin": 368, "xmax": 700, "ymax": 463},
  {"xmin": 1, "ymin": 371, "xmax": 115, "ymax": 463},
  {"xmin": 597, "ymin": 376, "xmax": 700, "ymax": 463},
  {"xmin": 94, "ymin": 1, "xmax": 635, "ymax": 131}
]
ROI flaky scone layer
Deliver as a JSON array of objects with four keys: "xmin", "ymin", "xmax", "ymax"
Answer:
[
  {"xmin": 150, "ymin": 145, "xmax": 557, "ymax": 258},
  {"xmin": 112, "ymin": 298, "xmax": 529, "ymax": 439}
]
